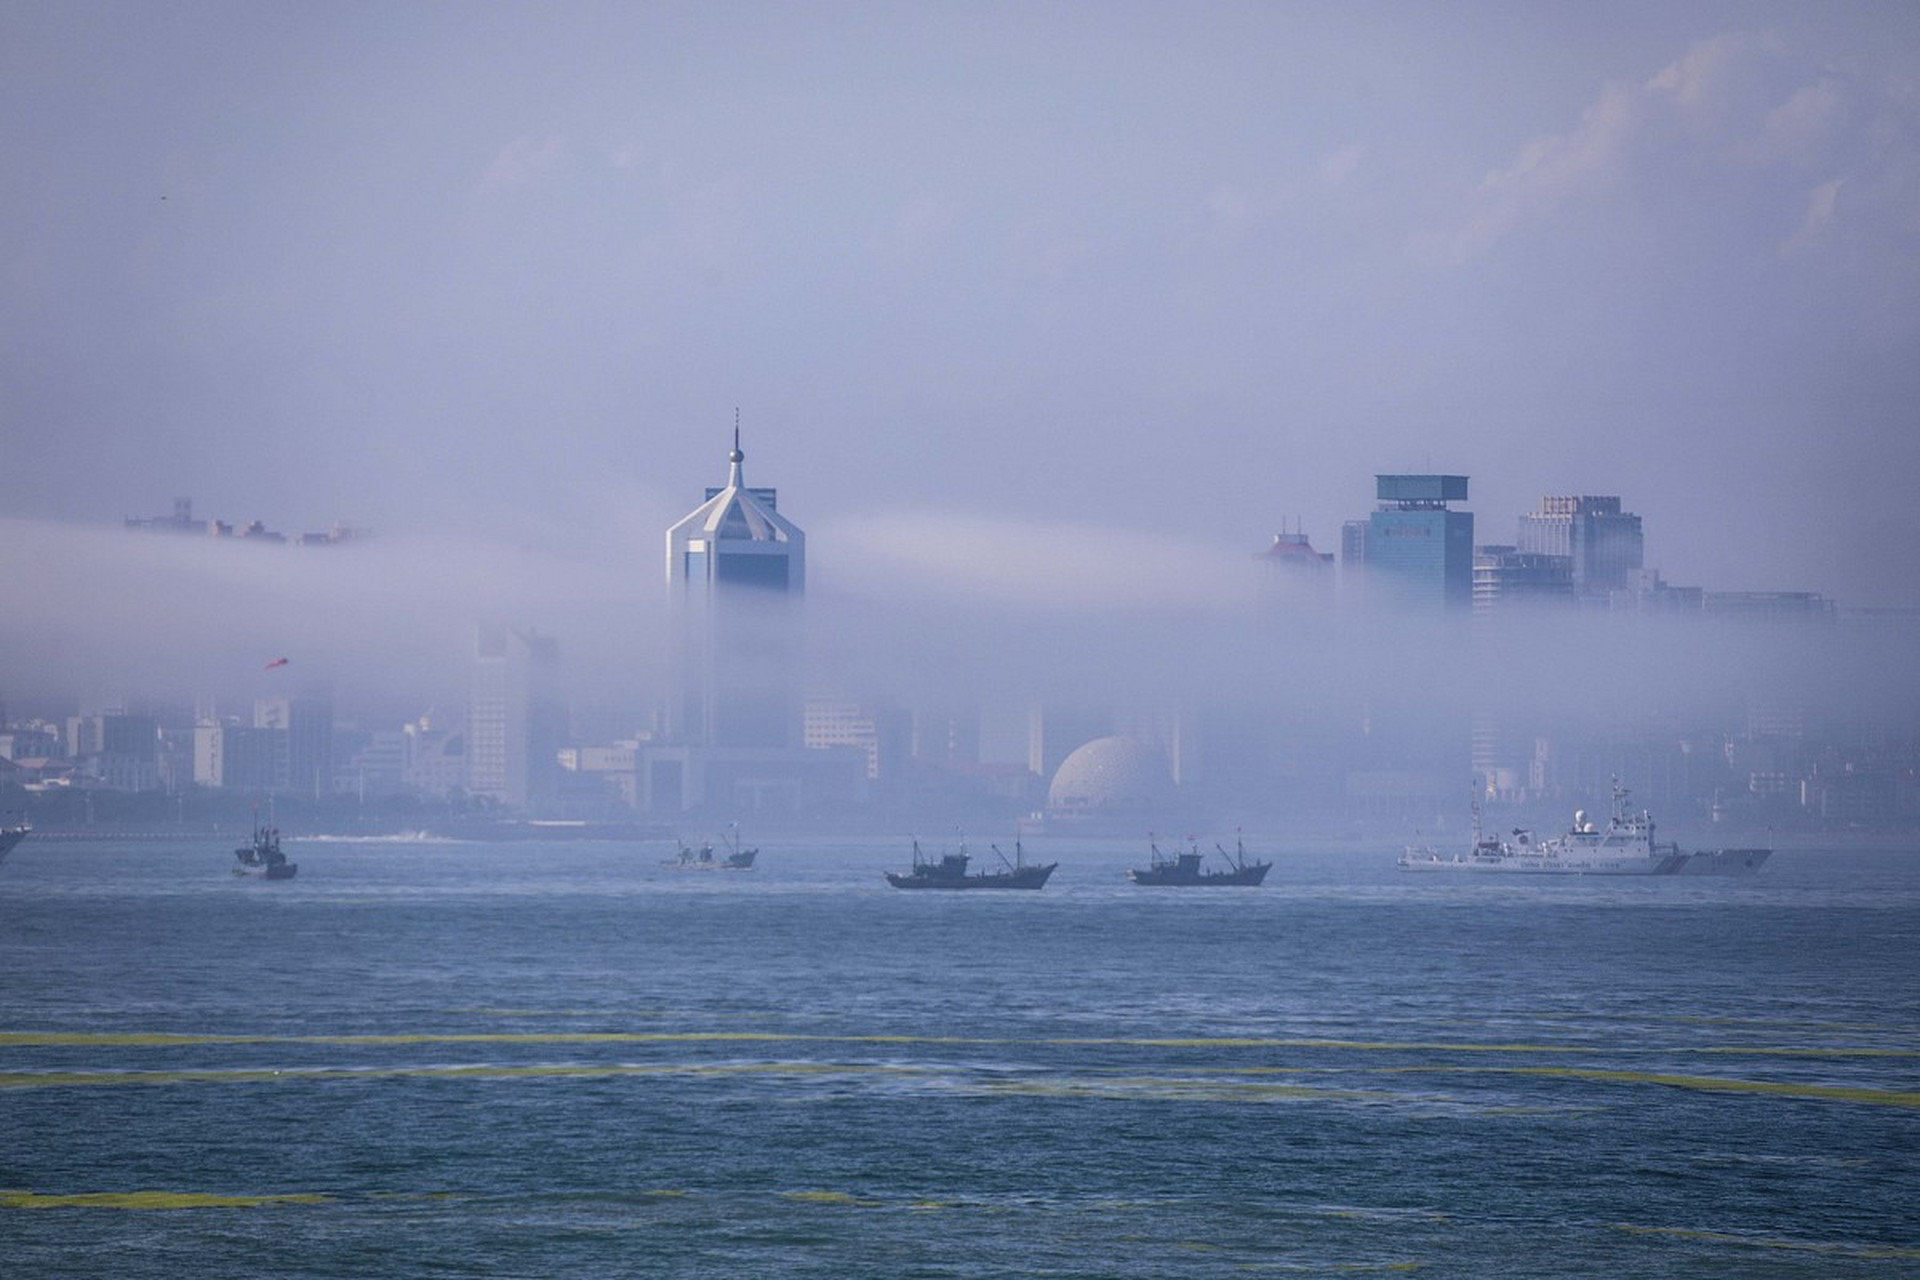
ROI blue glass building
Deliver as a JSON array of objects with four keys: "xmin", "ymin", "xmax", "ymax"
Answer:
[
  {"xmin": 662, "ymin": 432, "xmax": 806, "ymax": 750},
  {"xmin": 1356, "ymin": 474, "xmax": 1473, "ymax": 612}
]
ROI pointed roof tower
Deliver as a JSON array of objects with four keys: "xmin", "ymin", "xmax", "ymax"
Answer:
[{"xmin": 665, "ymin": 425, "xmax": 805, "ymax": 591}]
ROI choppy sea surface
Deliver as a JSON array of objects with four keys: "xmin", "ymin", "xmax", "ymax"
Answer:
[{"xmin": 2, "ymin": 832, "xmax": 1916, "ymax": 1278}]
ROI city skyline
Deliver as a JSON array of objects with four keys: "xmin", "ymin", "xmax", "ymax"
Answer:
[
  {"xmin": 3, "ymin": 446, "xmax": 1908, "ymax": 761},
  {"xmin": 2, "ymin": 440, "xmax": 1912, "ymax": 832},
  {"xmin": 4, "ymin": 5, "xmax": 1919, "ymax": 617},
  {"xmin": 0, "ymin": 446, "xmax": 1905, "ymax": 722}
]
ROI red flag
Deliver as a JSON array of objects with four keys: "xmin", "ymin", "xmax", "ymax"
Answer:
[{"xmin": 264, "ymin": 657, "xmax": 290, "ymax": 670}]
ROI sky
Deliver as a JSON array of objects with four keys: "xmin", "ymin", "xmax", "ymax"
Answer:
[{"xmin": 2, "ymin": 2, "xmax": 1917, "ymax": 716}]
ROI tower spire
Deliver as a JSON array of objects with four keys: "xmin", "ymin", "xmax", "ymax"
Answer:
[{"xmin": 728, "ymin": 409, "xmax": 745, "ymax": 487}]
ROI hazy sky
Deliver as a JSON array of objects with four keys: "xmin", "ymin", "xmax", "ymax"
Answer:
[{"xmin": 3, "ymin": 2, "xmax": 1918, "ymax": 713}]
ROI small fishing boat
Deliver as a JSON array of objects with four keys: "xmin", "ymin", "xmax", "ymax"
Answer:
[
  {"xmin": 233, "ymin": 823, "xmax": 297, "ymax": 880},
  {"xmin": 885, "ymin": 836, "xmax": 1055, "ymax": 890},
  {"xmin": 1127, "ymin": 832, "xmax": 1271, "ymax": 886}
]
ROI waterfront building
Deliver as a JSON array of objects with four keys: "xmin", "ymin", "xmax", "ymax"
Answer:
[
  {"xmin": 466, "ymin": 625, "xmax": 563, "ymax": 812},
  {"xmin": 557, "ymin": 743, "xmax": 642, "ymax": 810},
  {"xmin": 335, "ymin": 729, "xmax": 408, "ymax": 798},
  {"xmin": 193, "ymin": 720, "xmax": 281, "ymax": 792},
  {"xmin": 66, "ymin": 713, "xmax": 161, "ymax": 792},
  {"xmin": 805, "ymin": 695, "xmax": 912, "ymax": 781},
  {"xmin": 401, "ymin": 714, "xmax": 465, "ymax": 800},
  {"xmin": 0, "ymin": 727, "xmax": 61, "ymax": 761},
  {"xmin": 253, "ymin": 693, "xmax": 333, "ymax": 798}
]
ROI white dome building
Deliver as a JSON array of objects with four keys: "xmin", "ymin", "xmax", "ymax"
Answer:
[{"xmin": 1046, "ymin": 736, "xmax": 1175, "ymax": 814}]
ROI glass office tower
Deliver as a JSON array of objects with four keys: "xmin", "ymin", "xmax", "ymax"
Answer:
[
  {"xmin": 663, "ymin": 432, "xmax": 807, "ymax": 749},
  {"xmin": 1361, "ymin": 474, "xmax": 1474, "ymax": 612}
]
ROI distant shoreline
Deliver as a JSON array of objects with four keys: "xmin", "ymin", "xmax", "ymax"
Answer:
[{"xmin": 12, "ymin": 824, "xmax": 1918, "ymax": 851}]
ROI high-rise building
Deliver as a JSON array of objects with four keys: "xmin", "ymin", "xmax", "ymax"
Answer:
[
  {"xmin": 1258, "ymin": 529, "xmax": 1336, "ymax": 608},
  {"xmin": 253, "ymin": 693, "xmax": 333, "ymax": 798},
  {"xmin": 466, "ymin": 625, "xmax": 563, "ymax": 812},
  {"xmin": 1517, "ymin": 495, "xmax": 1643, "ymax": 597},
  {"xmin": 1472, "ymin": 545, "xmax": 1574, "ymax": 618},
  {"xmin": 1355, "ymin": 475, "xmax": 1473, "ymax": 612},
  {"xmin": 1340, "ymin": 518, "xmax": 1370, "ymax": 604},
  {"xmin": 644, "ymin": 432, "xmax": 863, "ymax": 815},
  {"xmin": 402, "ymin": 713, "xmax": 466, "ymax": 799},
  {"xmin": 804, "ymin": 695, "xmax": 912, "ymax": 780},
  {"xmin": 193, "ymin": 720, "xmax": 282, "ymax": 791},
  {"xmin": 66, "ymin": 712, "xmax": 160, "ymax": 791},
  {"xmin": 664, "ymin": 431, "xmax": 806, "ymax": 749}
]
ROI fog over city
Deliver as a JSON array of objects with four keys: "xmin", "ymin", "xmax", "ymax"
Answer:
[
  {"xmin": 5, "ymin": 504, "xmax": 1911, "ymax": 755},
  {"xmin": 4, "ymin": 3, "xmax": 1918, "ymax": 734}
]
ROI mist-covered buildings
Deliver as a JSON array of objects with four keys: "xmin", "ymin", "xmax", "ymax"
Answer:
[
  {"xmin": 1517, "ymin": 495, "xmax": 1644, "ymax": 598},
  {"xmin": 192, "ymin": 693, "xmax": 333, "ymax": 797},
  {"xmin": 3, "ymin": 463, "xmax": 1913, "ymax": 836},
  {"xmin": 1473, "ymin": 495, "xmax": 1649, "ymax": 618},
  {"xmin": 124, "ymin": 497, "xmax": 365, "ymax": 546},
  {"xmin": 466, "ymin": 625, "xmax": 562, "ymax": 812}
]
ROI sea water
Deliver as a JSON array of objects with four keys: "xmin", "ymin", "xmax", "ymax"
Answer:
[{"xmin": 1, "ymin": 834, "xmax": 1915, "ymax": 1278}]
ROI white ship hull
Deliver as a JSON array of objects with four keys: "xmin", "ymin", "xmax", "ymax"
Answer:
[
  {"xmin": 1398, "ymin": 779, "xmax": 1752, "ymax": 877},
  {"xmin": 1398, "ymin": 848, "xmax": 1684, "ymax": 875}
]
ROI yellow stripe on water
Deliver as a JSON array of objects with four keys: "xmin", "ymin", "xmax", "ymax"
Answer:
[
  {"xmin": 977, "ymin": 1076, "xmax": 1392, "ymax": 1103},
  {"xmin": 0, "ymin": 1030, "xmax": 985, "ymax": 1048},
  {"xmin": 1614, "ymin": 1223, "xmax": 1920, "ymax": 1259},
  {"xmin": 0, "ymin": 1061, "xmax": 922, "ymax": 1090},
  {"xmin": 0, "ymin": 1189, "xmax": 328, "ymax": 1211},
  {"xmin": 1511, "ymin": 1067, "xmax": 1920, "ymax": 1108},
  {"xmin": 453, "ymin": 1008, "xmax": 662, "ymax": 1019},
  {"xmin": 2, "ymin": 1030, "xmax": 1914, "ymax": 1059},
  {"xmin": 780, "ymin": 1190, "xmax": 881, "ymax": 1207},
  {"xmin": 1381, "ymin": 1065, "xmax": 1920, "ymax": 1109},
  {"xmin": 0, "ymin": 1032, "xmax": 260, "ymax": 1047}
]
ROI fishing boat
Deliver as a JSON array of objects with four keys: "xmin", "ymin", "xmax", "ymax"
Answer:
[
  {"xmin": 0, "ymin": 814, "xmax": 30, "ymax": 866},
  {"xmin": 663, "ymin": 840, "xmax": 718, "ymax": 869},
  {"xmin": 885, "ymin": 837, "xmax": 1056, "ymax": 890},
  {"xmin": 1128, "ymin": 833, "xmax": 1271, "ymax": 886},
  {"xmin": 664, "ymin": 826, "xmax": 758, "ymax": 870},
  {"xmin": 232, "ymin": 822, "xmax": 297, "ymax": 880},
  {"xmin": 718, "ymin": 824, "xmax": 757, "ymax": 869}
]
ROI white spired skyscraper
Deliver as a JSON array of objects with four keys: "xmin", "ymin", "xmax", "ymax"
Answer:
[{"xmin": 663, "ymin": 430, "xmax": 806, "ymax": 750}]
